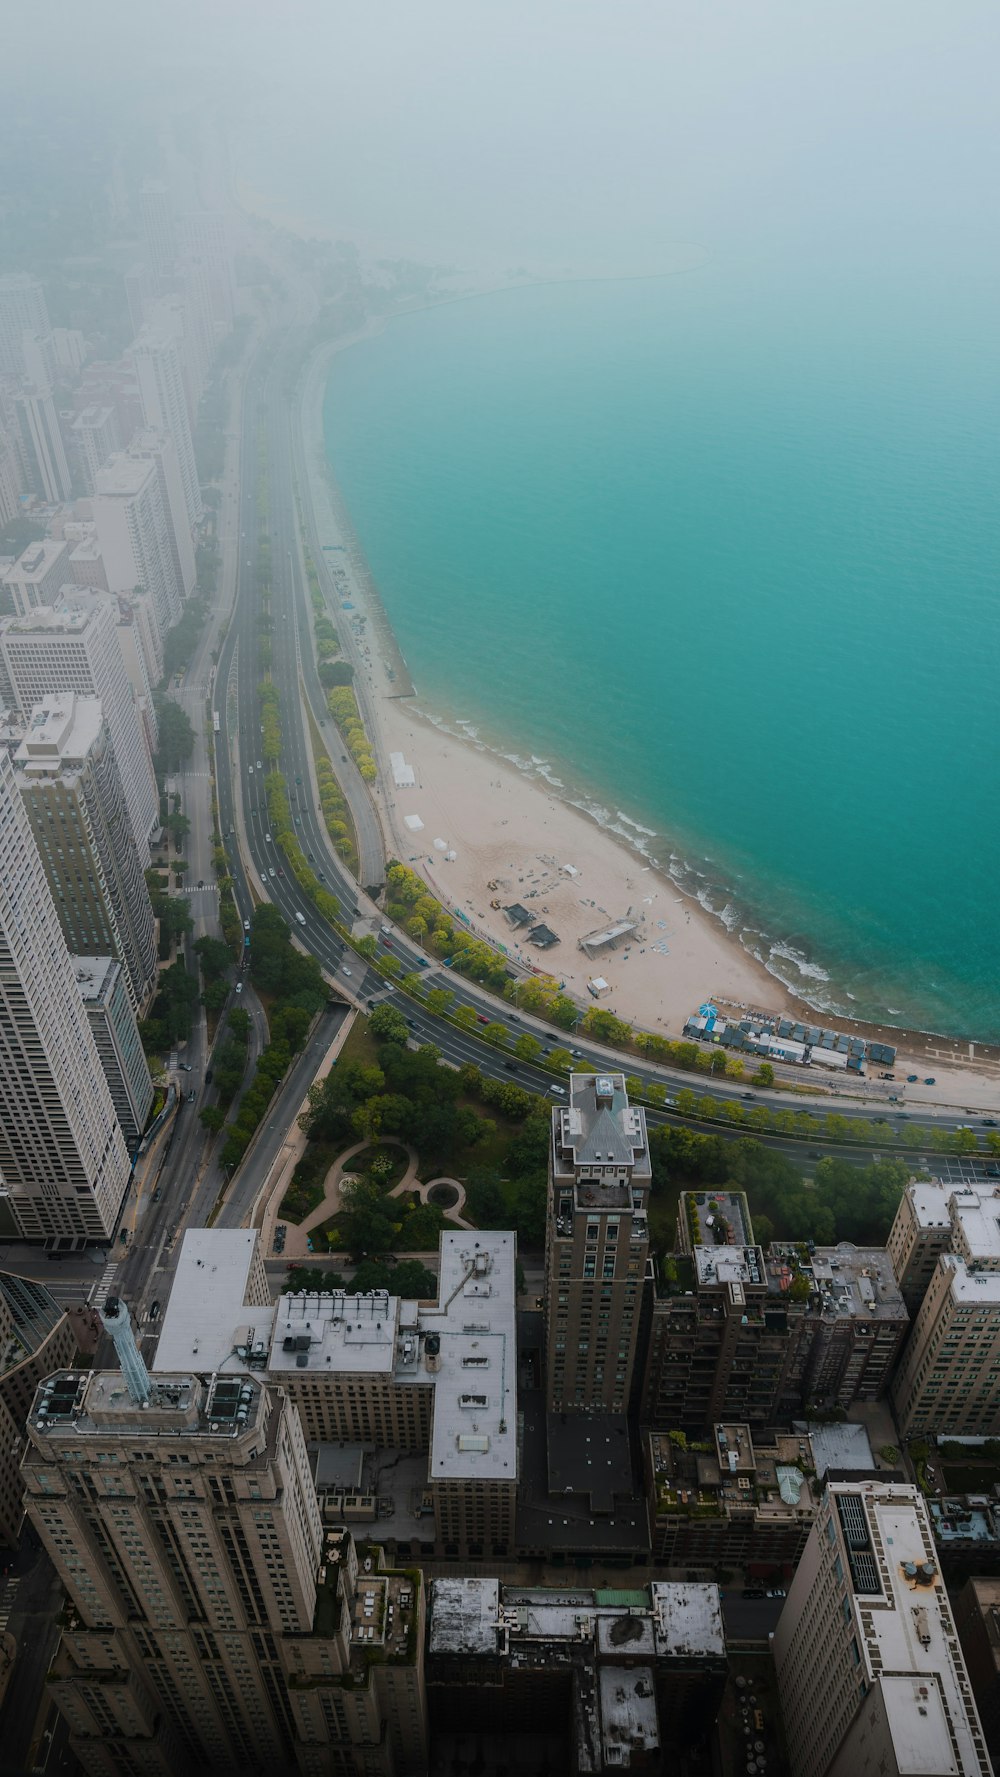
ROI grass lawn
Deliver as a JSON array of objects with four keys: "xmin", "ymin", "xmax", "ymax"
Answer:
[
  {"xmin": 348, "ymin": 1142, "xmax": 410, "ymax": 1189},
  {"xmin": 337, "ymin": 1015, "xmax": 381, "ymax": 1070}
]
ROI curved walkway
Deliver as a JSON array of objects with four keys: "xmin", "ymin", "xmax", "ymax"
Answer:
[{"xmin": 272, "ymin": 1137, "xmax": 473, "ymax": 1260}]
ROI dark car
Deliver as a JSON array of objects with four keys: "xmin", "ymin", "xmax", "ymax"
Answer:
[
  {"xmin": 983, "ymin": 1119, "xmax": 997, "ymax": 1127},
  {"xmin": 205, "ymin": 1069, "xmax": 213, "ymax": 1084},
  {"xmin": 503, "ymin": 1061, "xmax": 518, "ymax": 1073},
  {"xmin": 741, "ymin": 1092, "xmax": 754, "ymax": 1100},
  {"xmin": 477, "ymin": 1013, "xmax": 489, "ymax": 1024},
  {"xmin": 924, "ymin": 1077, "xmax": 936, "ymax": 1085},
  {"xmin": 743, "ymin": 1588, "xmax": 765, "ymax": 1599},
  {"xmin": 149, "ymin": 1301, "xmax": 161, "ymax": 1321},
  {"xmin": 907, "ymin": 1074, "xmax": 918, "ymax": 1082}
]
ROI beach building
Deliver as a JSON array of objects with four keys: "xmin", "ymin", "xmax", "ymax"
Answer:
[
  {"xmin": 773, "ymin": 1480, "xmax": 991, "ymax": 1777},
  {"xmin": 427, "ymin": 1574, "xmax": 725, "ymax": 1770},
  {"xmin": 683, "ymin": 1003, "xmax": 895, "ymax": 1074},
  {"xmin": 155, "ymin": 1227, "xmax": 518, "ymax": 1560},
  {"xmin": 544, "ymin": 1072, "xmax": 651, "ymax": 1415},
  {"xmin": 579, "ymin": 916, "xmax": 639, "ymax": 958}
]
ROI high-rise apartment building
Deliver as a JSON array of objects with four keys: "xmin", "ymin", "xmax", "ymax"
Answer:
[
  {"xmin": 130, "ymin": 326, "xmax": 202, "ymax": 530},
  {"xmin": 92, "ymin": 451, "xmax": 184, "ymax": 635},
  {"xmin": 890, "ymin": 1184, "xmax": 1000, "ymax": 1438},
  {"xmin": 127, "ymin": 427, "xmax": 197, "ymax": 599},
  {"xmin": 954, "ymin": 1578, "xmax": 1000, "ymax": 1773},
  {"xmin": 0, "ymin": 274, "xmax": 51, "ymax": 376},
  {"xmin": 773, "ymin": 1480, "xmax": 990, "ymax": 1777},
  {"xmin": 544, "ymin": 1073, "xmax": 651, "ymax": 1414},
  {"xmin": 23, "ymin": 1312, "xmax": 428, "ymax": 1776},
  {"xmin": 888, "ymin": 1176, "xmax": 981, "ymax": 1314},
  {"xmin": 16, "ymin": 697, "xmax": 157, "ymax": 1011},
  {"xmin": 0, "ymin": 748, "xmax": 130, "ymax": 1244},
  {"xmin": 72, "ymin": 956, "xmax": 153, "ymax": 1152},
  {"xmin": 0, "ymin": 594, "xmax": 158, "ymax": 865},
  {"xmin": 0, "ymin": 424, "xmax": 23, "ymax": 528},
  {"xmin": 71, "ymin": 404, "xmax": 120, "ymax": 493},
  {"xmin": 139, "ymin": 182, "xmax": 177, "ymax": 283},
  {"xmin": 12, "ymin": 381, "xmax": 73, "ymax": 503},
  {"xmin": 179, "ymin": 211, "xmax": 234, "ymax": 335},
  {"xmin": 123, "ymin": 263, "xmax": 154, "ymax": 338}
]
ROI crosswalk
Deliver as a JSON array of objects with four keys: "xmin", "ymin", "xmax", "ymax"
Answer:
[
  {"xmin": 89, "ymin": 1260, "xmax": 120, "ymax": 1307},
  {"xmin": 0, "ymin": 1576, "xmax": 20, "ymax": 1635}
]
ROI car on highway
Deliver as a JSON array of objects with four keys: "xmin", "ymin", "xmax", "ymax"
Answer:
[
  {"xmin": 248, "ymin": 765, "xmax": 253, "ymax": 774},
  {"xmin": 477, "ymin": 1013, "xmax": 489, "ymax": 1024},
  {"xmin": 277, "ymin": 866, "xmax": 285, "ymax": 876},
  {"xmin": 269, "ymin": 867, "xmax": 276, "ymax": 878},
  {"xmin": 983, "ymin": 1119, "xmax": 997, "ymax": 1127},
  {"xmin": 503, "ymin": 1062, "xmax": 519, "ymax": 1073},
  {"xmin": 571, "ymin": 1049, "xmax": 583, "ymax": 1058},
  {"xmin": 236, "ymin": 982, "xmax": 243, "ymax": 994},
  {"xmin": 179, "ymin": 1062, "xmax": 192, "ymax": 1071},
  {"xmin": 243, "ymin": 919, "xmax": 251, "ymax": 931},
  {"xmin": 307, "ymin": 852, "xmax": 314, "ymax": 861},
  {"xmin": 257, "ymin": 759, "xmax": 263, "ymax": 769},
  {"xmin": 295, "ymin": 775, "xmax": 302, "ymax": 784},
  {"xmin": 343, "ymin": 967, "xmax": 352, "ymax": 977},
  {"xmin": 149, "ymin": 1301, "xmax": 161, "ymax": 1321},
  {"xmin": 741, "ymin": 1092, "xmax": 754, "ymax": 1100},
  {"xmin": 264, "ymin": 831, "xmax": 271, "ymax": 843},
  {"xmin": 187, "ymin": 1090, "xmax": 196, "ymax": 1103},
  {"xmin": 205, "ymin": 1069, "xmax": 213, "ymax": 1084}
]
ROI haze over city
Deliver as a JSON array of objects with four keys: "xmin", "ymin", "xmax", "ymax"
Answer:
[{"xmin": 0, "ymin": 5, "xmax": 997, "ymax": 1776}]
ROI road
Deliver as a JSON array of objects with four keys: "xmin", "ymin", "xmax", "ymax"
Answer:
[{"xmin": 0, "ymin": 1533, "xmax": 70, "ymax": 1777}]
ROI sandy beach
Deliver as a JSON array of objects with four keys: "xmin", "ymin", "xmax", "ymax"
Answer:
[
  {"xmin": 300, "ymin": 330, "xmax": 1000, "ymax": 1115},
  {"xmin": 374, "ymin": 702, "xmax": 792, "ymax": 1034}
]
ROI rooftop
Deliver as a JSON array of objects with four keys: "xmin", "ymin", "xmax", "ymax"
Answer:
[
  {"xmin": 3, "ymin": 539, "xmax": 67, "ymax": 586},
  {"xmin": 552, "ymin": 1073, "xmax": 651, "ymax": 1186},
  {"xmin": 830, "ymin": 1482, "xmax": 986, "ymax": 1774},
  {"xmin": 28, "ymin": 1371, "xmax": 267, "ymax": 1442},
  {"xmin": 804, "ymin": 1419, "xmax": 876, "ymax": 1480},
  {"xmin": 153, "ymin": 1228, "xmax": 273, "ymax": 1373},
  {"xmin": 94, "ymin": 454, "xmax": 154, "ymax": 500},
  {"xmin": 808, "ymin": 1243, "xmax": 908, "ymax": 1321},
  {"xmin": 272, "ymin": 1289, "xmax": 399, "ymax": 1377},
  {"xmin": 685, "ymin": 1191, "xmax": 753, "ymax": 1248},
  {"xmin": 15, "ymin": 695, "xmax": 103, "ymax": 769},
  {"xmin": 70, "ymin": 955, "xmax": 119, "ymax": 1003},
  {"xmin": 694, "ymin": 1244, "xmax": 764, "ymax": 1289},
  {"xmin": 428, "ymin": 1577, "xmax": 500, "ymax": 1656},
  {"xmin": 595, "ymin": 1666, "xmax": 659, "ymax": 1769},
  {"xmin": 950, "ymin": 1190, "xmax": 1000, "ymax": 1267},
  {"xmin": 945, "ymin": 1256, "xmax": 1000, "ymax": 1305},
  {"xmin": 428, "ymin": 1577, "xmax": 723, "ymax": 1667},
  {"xmin": 427, "ymin": 1232, "xmax": 517, "ymax": 1485}
]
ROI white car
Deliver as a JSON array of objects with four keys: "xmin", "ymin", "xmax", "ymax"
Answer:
[
  {"xmin": 264, "ymin": 832, "xmax": 272, "ymax": 843},
  {"xmin": 256, "ymin": 759, "xmax": 263, "ymax": 770},
  {"xmin": 343, "ymin": 967, "xmax": 352, "ymax": 977},
  {"xmin": 269, "ymin": 867, "xmax": 276, "ymax": 879},
  {"xmin": 235, "ymin": 981, "xmax": 243, "ymax": 994},
  {"xmin": 243, "ymin": 919, "xmax": 251, "ymax": 932},
  {"xmin": 248, "ymin": 765, "xmax": 254, "ymax": 775}
]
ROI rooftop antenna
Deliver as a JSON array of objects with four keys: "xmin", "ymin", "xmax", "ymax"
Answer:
[{"xmin": 100, "ymin": 1295, "xmax": 152, "ymax": 1404}]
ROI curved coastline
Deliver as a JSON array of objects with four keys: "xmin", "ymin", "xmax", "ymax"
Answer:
[{"xmin": 299, "ymin": 317, "xmax": 1000, "ymax": 1081}]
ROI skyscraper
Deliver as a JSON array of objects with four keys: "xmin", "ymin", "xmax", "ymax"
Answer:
[
  {"xmin": 0, "ymin": 747, "xmax": 130, "ymax": 1244},
  {"xmin": 12, "ymin": 381, "xmax": 72, "ymax": 503},
  {"xmin": 16, "ymin": 696, "xmax": 157, "ymax": 1012},
  {"xmin": 1, "ymin": 539, "xmax": 69, "ymax": 616},
  {"xmin": 544, "ymin": 1072, "xmax": 651, "ymax": 1414},
  {"xmin": 22, "ymin": 1329, "xmax": 428, "ymax": 1775},
  {"xmin": 773, "ymin": 1480, "xmax": 990, "ymax": 1777},
  {"xmin": 127, "ymin": 427, "xmax": 197, "ymax": 600},
  {"xmin": 179, "ymin": 211, "xmax": 234, "ymax": 336},
  {"xmin": 139, "ymin": 182, "xmax": 177, "ymax": 283},
  {"xmin": 1, "ymin": 594, "xmax": 158, "ymax": 865},
  {"xmin": 72, "ymin": 956, "xmax": 153, "ymax": 1152},
  {"xmin": 0, "ymin": 273, "xmax": 51, "ymax": 376},
  {"xmin": 130, "ymin": 326, "xmax": 202, "ymax": 530},
  {"xmin": 92, "ymin": 451, "xmax": 184, "ymax": 634},
  {"xmin": 71, "ymin": 404, "xmax": 121, "ymax": 493}
]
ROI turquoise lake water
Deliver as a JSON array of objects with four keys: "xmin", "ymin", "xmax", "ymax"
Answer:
[{"xmin": 322, "ymin": 266, "xmax": 1000, "ymax": 1040}]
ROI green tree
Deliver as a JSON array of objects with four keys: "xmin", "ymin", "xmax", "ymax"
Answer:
[
  {"xmin": 548, "ymin": 1046, "xmax": 573, "ymax": 1072},
  {"xmin": 199, "ymin": 1105, "xmax": 227, "ymax": 1133},
  {"xmin": 194, "ymin": 936, "xmax": 233, "ymax": 981},
  {"xmin": 340, "ymin": 1175, "xmax": 398, "ymax": 1257},
  {"xmin": 751, "ymin": 1062, "xmax": 775, "ymax": 1087},
  {"xmin": 514, "ymin": 1033, "xmax": 542, "ymax": 1062},
  {"xmin": 202, "ymin": 977, "xmax": 229, "ymax": 1012},
  {"xmin": 425, "ymin": 988, "xmax": 455, "ymax": 1017},
  {"xmin": 482, "ymin": 1022, "xmax": 509, "ymax": 1048},
  {"xmin": 153, "ymin": 696, "xmax": 196, "ymax": 772},
  {"xmin": 454, "ymin": 1005, "xmax": 477, "ymax": 1031},
  {"xmin": 369, "ymin": 1004, "xmax": 409, "ymax": 1046},
  {"xmin": 166, "ymin": 811, "xmax": 191, "ymax": 850}
]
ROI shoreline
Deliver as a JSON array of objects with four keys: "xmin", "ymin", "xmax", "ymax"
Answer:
[{"xmin": 297, "ymin": 317, "xmax": 1000, "ymax": 1109}]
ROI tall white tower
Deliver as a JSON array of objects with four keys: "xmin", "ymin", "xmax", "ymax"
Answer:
[
  {"xmin": 1, "ymin": 595, "xmax": 158, "ymax": 866},
  {"xmin": 130, "ymin": 327, "xmax": 202, "ymax": 531},
  {"xmin": 0, "ymin": 748, "xmax": 130, "ymax": 1244},
  {"xmin": 0, "ymin": 274, "xmax": 51, "ymax": 376},
  {"xmin": 93, "ymin": 451, "xmax": 184, "ymax": 634}
]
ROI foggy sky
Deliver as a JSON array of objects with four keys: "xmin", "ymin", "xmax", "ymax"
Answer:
[{"xmin": 13, "ymin": 0, "xmax": 1000, "ymax": 273}]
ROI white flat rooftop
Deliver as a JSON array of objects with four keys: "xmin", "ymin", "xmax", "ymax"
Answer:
[
  {"xmin": 946, "ymin": 1256, "xmax": 1000, "ymax": 1304},
  {"xmin": 694, "ymin": 1245, "xmax": 763, "ymax": 1288},
  {"xmin": 650, "ymin": 1581, "xmax": 725, "ymax": 1659},
  {"xmin": 16, "ymin": 695, "xmax": 103, "ymax": 766},
  {"xmin": 272, "ymin": 1290, "xmax": 399, "ymax": 1376},
  {"xmin": 427, "ymin": 1232, "xmax": 517, "ymax": 1485},
  {"xmin": 909, "ymin": 1182, "xmax": 952, "ymax": 1229},
  {"xmin": 154, "ymin": 1229, "xmax": 273, "ymax": 1373},
  {"xmin": 950, "ymin": 1190, "xmax": 1000, "ymax": 1263},
  {"xmin": 94, "ymin": 454, "xmax": 154, "ymax": 499},
  {"xmin": 428, "ymin": 1577, "xmax": 500, "ymax": 1655},
  {"xmin": 598, "ymin": 1666, "xmax": 659, "ymax": 1767},
  {"xmin": 879, "ymin": 1673, "xmax": 957, "ymax": 1776}
]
